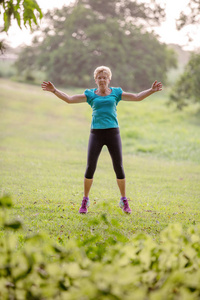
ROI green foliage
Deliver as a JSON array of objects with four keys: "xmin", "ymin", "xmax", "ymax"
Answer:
[
  {"xmin": 0, "ymin": 0, "xmax": 43, "ymax": 52},
  {"xmin": 15, "ymin": 1, "xmax": 176, "ymax": 90},
  {"xmin": 0, "ymin": 194, "xmax": 12, "ymax": 208},
  {"xmin": 0, "ymin": 0, "xmax": 43, "ymax": 32},
  {"xmin": 1, "ymin": 195, "xmax": 200, "ymax": 299},
  {"xmin": 0, "ymin": 60, "xmax": 17, "ymax": 78},
  {"xmin": 169, "ymin": 52, "xmax": 200, "ymax": 109}
]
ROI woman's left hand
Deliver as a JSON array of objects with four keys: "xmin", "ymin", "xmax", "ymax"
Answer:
[{"xmin": 151, "ymin": 80, "xmax": 162, "ymax": 92}]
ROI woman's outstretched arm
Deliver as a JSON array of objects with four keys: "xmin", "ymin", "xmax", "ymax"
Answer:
[
  {"xmin": 122, "ymin": 80, "xmax": 162, "ymax": 102},
  {"xmin": 41, "ymin": 81, "xmax": 86, "ymax": 104}
]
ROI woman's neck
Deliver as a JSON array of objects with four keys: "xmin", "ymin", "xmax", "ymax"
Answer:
[{"xmin": 96, "ymin": 86, "xmax": 111, "ymax": 96}]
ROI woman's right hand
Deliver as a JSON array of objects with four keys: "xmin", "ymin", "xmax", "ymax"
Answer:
[{"xmin": 41, "ymin": 81, "xmax": 56, "ymax": 93}]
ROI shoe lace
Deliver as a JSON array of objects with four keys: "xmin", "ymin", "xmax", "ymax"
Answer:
[
  {"xmin": 81, "ymin": 199, "xmax": 87, "ymax": 209},
  {"xmin": 123, "ymin": 199, "xmax": 130, "ymax": 210}
]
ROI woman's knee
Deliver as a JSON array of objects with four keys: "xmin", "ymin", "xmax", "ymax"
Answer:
[
  {"xmin": 85, "ymin": 165, "xmax": 96, "ymax": 179},
  {"xmin": 114, "ymin": 164, "xmax": 125, "ymax": 179}
]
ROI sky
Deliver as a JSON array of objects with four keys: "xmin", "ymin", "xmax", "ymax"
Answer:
[{"xmin": 0, "ymin": 0, "xmax": 199, "ymax": 51}]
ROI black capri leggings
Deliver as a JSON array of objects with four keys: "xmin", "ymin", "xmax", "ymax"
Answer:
[{"xmin": 85, "ymin": 128, "xmax": 125, "ymax": 179}]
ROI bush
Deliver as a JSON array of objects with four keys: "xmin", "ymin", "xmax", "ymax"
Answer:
[
  {"xmin": 169, "ymin": 52, "xmax": 200, "ymax": 109},
  {"xmin": 0, "ymin": 61, "xmax": 17, "ymax": 78},
  {"xmin": 0, "ymin": 195, "xmax": 200, "ymax": 299}
]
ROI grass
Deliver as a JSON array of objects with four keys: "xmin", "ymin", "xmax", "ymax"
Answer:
[{"xmin": 0, "ymin": 78, "xmax": 200, "ymax": 246}]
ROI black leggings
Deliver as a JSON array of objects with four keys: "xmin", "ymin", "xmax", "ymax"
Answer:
[{"xmin": 85, "ymin": 128, "xmax": 125, "ymax": 179}]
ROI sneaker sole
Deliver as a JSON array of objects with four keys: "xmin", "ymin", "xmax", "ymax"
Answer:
[
  {"xmin": 119, "ymin": 204, "xmax": 131, "ymax": 214},
  {"xmin": 79, "ymin": 204, "xmax": 89, "ymax": 214}
]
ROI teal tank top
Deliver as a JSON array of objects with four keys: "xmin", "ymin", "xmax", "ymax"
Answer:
[{"xmin": 84, "ymin": 87, "xmax": 123, "ymax": 129}]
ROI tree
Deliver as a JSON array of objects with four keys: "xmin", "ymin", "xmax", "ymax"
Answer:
[
  {"xmin": 169, "ymin": 53, "xmax": 200, "ymax": 109},
  {"xmin": 15, "ymin": 1, "xmax": 176, "ymax": 90},
  {"xmin": 0, "ymin": 0, "xmax": 43, "ymax": 53},
  {"xmin": 78, "ymin": 0, "xmax": 166, "ymax": 26},
  {"xmin": 176, "ymin": 0, "xmax": 200, "ymax": 30},
  {"xmin": 176, "ymin": 0, "xmax": 200, "ymax": 46},
  {"xmin": 170, "ymin": 1, "xmax": 200, "ymax": 109}
]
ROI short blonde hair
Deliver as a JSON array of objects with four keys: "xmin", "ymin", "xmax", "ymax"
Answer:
[{"xmin": 94, "ymin": 66, "xmax": 112, "ymax": 80}]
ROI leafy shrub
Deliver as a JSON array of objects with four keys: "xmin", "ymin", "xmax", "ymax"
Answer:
[
  {"xmin": 0, "ymin": 61, "xmax": 17, "ymax": 78},
  {"xmin": 169, "ymin": 52, "xmax": 200, "ymax": 109},
  {"xmin": 0, "ymin": 195, "xmax": 200, "ymax": 299}
]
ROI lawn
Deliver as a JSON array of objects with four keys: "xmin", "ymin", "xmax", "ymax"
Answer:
[{"xmin": 0, "ymin": 78, "xmax": 200, "ymax": 245}]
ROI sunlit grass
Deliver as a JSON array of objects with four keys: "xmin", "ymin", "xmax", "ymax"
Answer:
[{"xmin": 0, "ymin": 78, "xmax": 200, "ymax": 244}]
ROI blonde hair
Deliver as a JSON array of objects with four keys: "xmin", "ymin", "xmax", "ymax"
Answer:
[{"xmin": 94, "ymin": 66, "xmax": 112, "ymax": 80}]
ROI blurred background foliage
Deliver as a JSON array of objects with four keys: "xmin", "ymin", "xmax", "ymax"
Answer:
[
  {"xmin": 13, "ymin": 0, "xmax": 177, "ymax": 91},
  {"xmin": 1, "ymin": 0, "xmax": 200, "ymax": 108},
  {"xmin": 170, "ymin": 53, "xmax": 200, "ymax": 109}
]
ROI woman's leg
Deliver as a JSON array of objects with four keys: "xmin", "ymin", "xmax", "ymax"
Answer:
[
  {"xmin": 116, "ymin": 178, "xmax": 126, "ymax": 198},
  {"xmin": 84, "ymin": 130, "xmax": 103, "ymax": 197},
  {"xmin": 106, "ymin": 128, "xmax": 126, "ymax": 197},
  {"xmin": 107, "ymin": 131, "xmax": 131, "ymax": 213},
  {"xmin": 84, "ymin": 177, "xmax": 93, "ymax": 198},
  {"xmin": 79, "ymin": 131, "xmax": 103, "ymax": 213}
]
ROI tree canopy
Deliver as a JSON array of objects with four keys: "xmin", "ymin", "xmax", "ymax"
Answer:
[
  {"xmin": 176, "ymin": 0, "xmax": 200, "ymax": 30},
  {"xmin": 15, "ymin": 0, "xmax": 176, "ymax": 90},
  {"xmin": 78, "ymin": 0, "xmax": 166, "ymax": 26}
]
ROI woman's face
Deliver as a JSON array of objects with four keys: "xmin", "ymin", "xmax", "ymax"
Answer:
[{"xmin": 95, "ymin": 71, "xmax": 110, "ymax": 89}]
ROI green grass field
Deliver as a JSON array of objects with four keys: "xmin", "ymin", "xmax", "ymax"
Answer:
[{"xmin": 0, "ymin": 78, "xmax": 200, "ymax": 246}]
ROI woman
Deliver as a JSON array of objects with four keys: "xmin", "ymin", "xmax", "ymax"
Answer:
[{"xmin": 41, "ymin": 66, "xmax": 162, "ymax": 214}]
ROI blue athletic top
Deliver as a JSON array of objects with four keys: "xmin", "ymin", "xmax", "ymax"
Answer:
[{"xmin": 84, "ymin": 87, "xmax": 123, "ymax": 129}]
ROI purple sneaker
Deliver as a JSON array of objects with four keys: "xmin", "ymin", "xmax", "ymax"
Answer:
[
  {"xmin": 79, "ymin": 197, "xmax": 90, "ymax": 214},
  {"xmin": 119, "ymin": 197, "xmax": 131, "ymax": 214}
]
